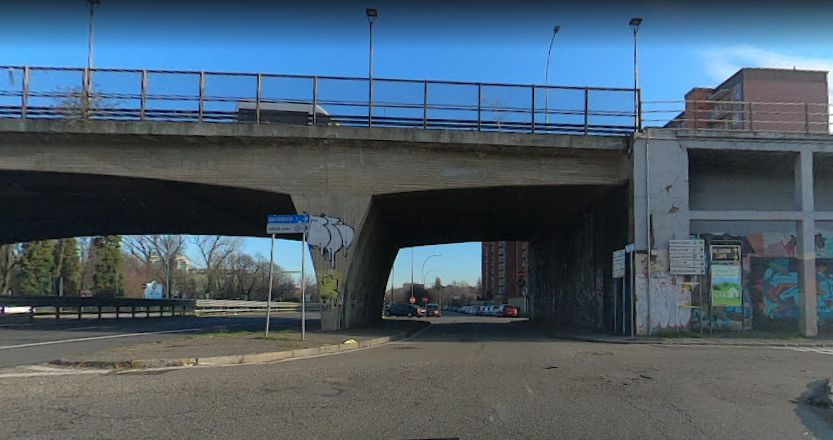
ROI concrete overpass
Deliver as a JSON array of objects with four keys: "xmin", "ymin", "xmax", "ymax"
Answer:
[{"xmin": 0, "ymin": 118, "xmax": 631, "ymax": 330}]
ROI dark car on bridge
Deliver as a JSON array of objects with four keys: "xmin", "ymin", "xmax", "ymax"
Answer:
[{"xmin": 384, "ymin": 303, "xmax": 425, "ymax": 318}]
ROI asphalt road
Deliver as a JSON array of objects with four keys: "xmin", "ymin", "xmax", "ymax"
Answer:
[
  {"xmin": 0, "ymin": 312, "xmax": 316, "ymax": 368},
  {"xmin": 1, "ymin": 315, "xmax": 832, "ymax": 439}
]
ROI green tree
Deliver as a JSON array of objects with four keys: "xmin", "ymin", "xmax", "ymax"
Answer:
[
  {"xmin": 16, "ymin": 241, "xmax": 55, "ymax": 296},
  {"xmin": 52, "ymin": 238, "xmax": 81, "ymax": 296},
  {"xmin": 0, "ymin": 244, "xmax": 20, "ymax": 295},
  {"xmin": 92, "ymin": 236, "xmax": 123, "ymax": 297}
]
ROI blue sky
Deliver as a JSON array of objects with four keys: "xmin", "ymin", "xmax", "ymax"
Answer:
[{"xmin": 5, "ymin": 1, "xmax": 833, "ymax": 285}]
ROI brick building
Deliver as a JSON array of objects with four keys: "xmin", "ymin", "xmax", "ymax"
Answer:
[
  {"xmin": 481, "ymin": 241, "xmax": 528, "ymax": 302},
  {"xmin": 666, "ymin": 68, "xmax": 828, "ymax": 133}
]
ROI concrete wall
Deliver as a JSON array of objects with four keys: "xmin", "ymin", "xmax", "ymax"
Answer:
[
  {"xmin": 633, "ymin": 128, "xmax": 833, "ymax": 336},
  {"xmin": 528, "ymin": 187, "xmax": 628, "ymax": 331}
]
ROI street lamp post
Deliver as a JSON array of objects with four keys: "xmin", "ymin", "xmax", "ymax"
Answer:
[
  {"xmin": 544, "ymin": 25, "xmax": 560, "ymax": 126},
  {"xmin": 366, "ymin": 8, "xmax": 378, "ymax": 127},
  {"xmin": 87, "ymin": 0, "xmax": 101, "ymax": 72},
  {"xmin": 629, "ymin": 17, "xmax": 643, "ymax": 130},
  {"xmin": 421, "ymin": 254, "xmax": 441, "ymax": 287}
]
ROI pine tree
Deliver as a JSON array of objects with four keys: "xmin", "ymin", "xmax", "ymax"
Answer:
[
  {"xmin": 16, "ymin": 241, "xmax": 55, "ymax": 296},
  {"xmin": 53, "ymin": 238, "xmax": 81, "ymax": 296},
  {"xmin": 92, "ymin": 236, "xmax": 123, "ymax": 297}
]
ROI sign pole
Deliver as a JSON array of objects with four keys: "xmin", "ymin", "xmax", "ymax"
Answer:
[
  {"xmin": 301, "ymin": 232, "xmax": 306, "ymax": 341},
  {"xmin": 265, "ymin": 233, "xmax": 275, "ymax": 337}
]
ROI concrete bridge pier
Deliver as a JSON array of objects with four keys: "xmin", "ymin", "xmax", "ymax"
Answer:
[{"xmin": 292, "ymin": 193, "xmax": 395, "ymax": 330}]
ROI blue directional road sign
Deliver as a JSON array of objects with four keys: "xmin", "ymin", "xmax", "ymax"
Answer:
[{"xmin": 266, "ymin": 214, "xmax": 310, "ymax": 234}]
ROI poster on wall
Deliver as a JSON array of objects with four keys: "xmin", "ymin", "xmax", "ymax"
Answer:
[{"xmin": 710, "ymin": 263, "xmax": 742, "ymax": 307}]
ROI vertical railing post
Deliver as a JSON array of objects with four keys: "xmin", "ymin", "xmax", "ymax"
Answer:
[
  {"xmin": 583, "ymin": 87, "xmax": 590, "ymax": 135},
  {"xmin": 368, "ymin": 77, "xmax": 373, "ymax": 127},
  {"xmin": 21, "ymin": 67, "xmax": 29, "ymax": 119},
  {"xmin": 477, "ymin": 83, "xmax": 482, "ymax": 131},
  {"xmin": 312, "ymin": 76, "xmax": 318, "ymax": 126},
  {"xmin": 198, "ymin": 71, "xmax": 205, "ymax": 122},
  {"xmin": 530, "ymin": 85, "xmax": 536, "ymax": 133},
  {"xmin": 804, "ymin": 102, "xmax": 810, "ymax": 134},
  {"xmin": 82, "ymin": 67, "xmax": 91, "ymax": 120},
  {"xmin": 747, "ymin": 102, "xmax": 754, "ymax": 132},
  {"xmin": 256, "ymin": 73, "xmax": 262, "ymax": 125},
  {"xmin": 423, "ymin": 80, "xmax": 428, "ymax": 129},
  {"xmin": 140, "ymin": 69, "xmax": 147, "ymax": 121},
  {"xmin": 636, "ymin": 88, "xmax": 642, "ymax": 131}
]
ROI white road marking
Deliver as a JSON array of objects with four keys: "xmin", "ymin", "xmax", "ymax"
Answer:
[
  {"xmin": 772, "ymin": 347, "xmax": 833, "ymax": 355},
  {"xmin": 0, "ymin": 327, "xmax": 204, "ymax": 350}
]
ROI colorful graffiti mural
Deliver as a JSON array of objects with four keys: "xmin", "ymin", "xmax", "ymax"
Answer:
[
  {"xmin": 748, "ymin": 258, "xmax": 800, "ymax": 323},
  {"xmin": 817, "ymin": 260, "xmax": 833, "ymax": 323}
]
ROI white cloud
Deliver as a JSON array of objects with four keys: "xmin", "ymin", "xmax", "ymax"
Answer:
[{"xmin": 700, "ymin": 45, "xmax": 833, "ymax": 83}]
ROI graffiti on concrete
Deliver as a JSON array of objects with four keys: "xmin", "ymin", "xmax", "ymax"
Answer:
[
  {"xmin": 748, "ymin": 258, "xmax": 800, "ymax": 322},
  {"xmin": 317, "ymin": 269, "xmax": 343, "ymax": 304},
  {"xmin": 308, "ymin": 214, "xmax": 355, "ymax": 268},
  {"xmin": 817, "ymin": 260, "xmax": 833, "ymax": 323}
]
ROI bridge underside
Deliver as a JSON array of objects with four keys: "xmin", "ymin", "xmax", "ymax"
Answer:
[
  {"xmin": 0, "ymin": 170, "xmax": 629, "ymax": 333},
  {"xmin": 0, "ymin": 170, "xmax": 294, "ymax": 243}
]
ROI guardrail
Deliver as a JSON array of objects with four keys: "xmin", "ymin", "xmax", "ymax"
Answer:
[
  {"xmin": 0, "ymin": 66, "xmax": 638, "ymax": 136},
  {"xmin": 642, "ymin": 99, "xmax": 832, "ymax": 134},
  {"xmin": 193, "ymin": 299, "xmax": 321, "ymax": 316},
  {"xmin": 0, "ymin": 296, "xmax": 192, "ymax": 320},
  {"xmin": 0, "ymin": 296, "xmax": 321, "ymax": 321}
]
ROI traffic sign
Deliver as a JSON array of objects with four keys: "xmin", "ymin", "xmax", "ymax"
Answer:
[
  {"xmin": 422, "ymin": 296, "xmax": 430, "ymax": 305},
  {"xmin": 612, "ymin": 249, "xmax": 626, "ymax": 278},
  {"xmin": 266, "ymin": 214, "xmax": 310, "ymax": 234},
  {"xmin": 670, "ymin": 239, "xmax": 706, "ymax": 275},
  {"xmin": 409, "ymin": 296, "xmax": 416, "ymax": 304}
]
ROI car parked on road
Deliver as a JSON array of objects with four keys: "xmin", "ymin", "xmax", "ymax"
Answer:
[
  {"xmin": 495, "ymin": 304, "xmax": 519, "ymax": 318},
  {"xmin": 384, "ymin": 303, "xmax": 426, "ymax": 318},
  {"xmin": 426, "ymin": 303, "xmax": 441, "ymax": 317}
]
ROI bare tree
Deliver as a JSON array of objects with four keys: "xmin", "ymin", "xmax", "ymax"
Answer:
[
  {"xmin": 123, "ymin": 235, "xmax": 155, "ymax": 266},
  {"xmin": 150, "ymin": 235, "xmax": 185, "ymax": 298},
  {"xmin": 190, "ymin": 236, "xmax": 244, "ymax": 298}
]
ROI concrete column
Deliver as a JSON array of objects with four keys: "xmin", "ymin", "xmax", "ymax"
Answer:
[
  {"xmin": 292, "ymin": 192, "xmax": 396, "ymax": 330},
  {"xmin": 796, "ymin": 151, "xmax": 818, "ymax": 337}
]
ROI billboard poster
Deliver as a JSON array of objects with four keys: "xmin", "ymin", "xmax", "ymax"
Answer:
[
  {"xmin": 711, "ymin": 264, "xmax": 742, "ymax": 307},
  {"xmin": 143, "ymin": 281, "xmax": 164, "ymax": 299}
]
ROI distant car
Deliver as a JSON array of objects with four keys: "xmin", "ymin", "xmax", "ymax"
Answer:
[
  {"xmin": 426, "ymin": 303, "xmax": 441, "ymax": 317},
  {"xmin": 495, "ymin": 304, "xmax": 519, "ymax": 318},
  {"xmin": 385, "ymin": 303, "xmax": 425, "ymax": 318}
]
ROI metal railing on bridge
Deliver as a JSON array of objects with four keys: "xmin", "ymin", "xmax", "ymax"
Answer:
[
  {"xmin": 642, "ymin": 99, "xmax": 832, "ymax": 134},
  {"xmin": 0, "ymin": 66, "xmax": 638, "ymax": 136}
]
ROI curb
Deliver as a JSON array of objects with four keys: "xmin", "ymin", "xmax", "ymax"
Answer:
[
  {"xmin": 49, "ymin": 323, "xmax": 430, "ymax": 370},
  {"xmin": 550, "ymin": 333, "xmax": 833, "ymax": 348}
]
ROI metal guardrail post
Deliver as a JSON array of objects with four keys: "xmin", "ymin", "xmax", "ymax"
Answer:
[
  {"xmin": 21, "ymin": 67, "xmax": 29, "ymax": 119},
  {"xmin": 312, "ymin": 76, "xmax": 318, "ymax": 126},
  {"xmin": 636, "ymin": 88, "xmax": 642, "ymax": 131},
  {"xmin": 82, "ymin": 67, "xmax": 91, "ymax": 120},
  {"xmin": 140, "ymin": 69, "xmax": 147, "ymax": 121},
  {"xmin": 477, "ymin": 83, "xmax": 482, "ymax": 131},
  {"xmin": 146, "ymin": 306, "xmax": 150, "ymax": 318},
  {"xmin": 531, "ymin": 85, "xmax": 536, "ymax": 133},
  {"xmin": 368, "ymin": 77, "xmax": 373, "ymax": 128},
  {"xmin": 583, "ymin": 88, "xmax": 590, "ymax": 135},
  {"xmin": 747, "ymin": 102, "xmax": 754, "ymax": 131},
  {"xmin": 804, "ymin": 102, "xmax": 810, "ymax": 134},
  {"xmin": 198, "ymin": 71, "xmax": 205, "ymax": 122},
  {"xmin": 423, "ymin": 80, "xmax": 428, "ymax": 129},
  {"xmin": 97, "ymin": 305, "xmax": 102, "ymax": 320},
  {"xmin": 256, "ymin": 73, "xmax": 262, "ymax": 125}
]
